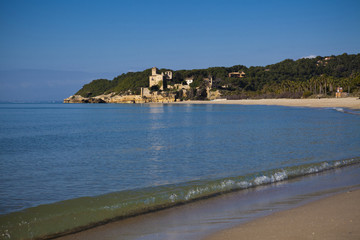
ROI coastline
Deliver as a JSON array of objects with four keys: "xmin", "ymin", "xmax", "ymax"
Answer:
[
  {"xmin": 204, "ymin": 189, "xmax": 360, "ymax": 240},
  {"xmin": 173, "ymin": 97, "xmax": 360, "ymax": 109},
  {"xmin": 54, "ymin": 164, "xmax": 360, "ymax": 240}
]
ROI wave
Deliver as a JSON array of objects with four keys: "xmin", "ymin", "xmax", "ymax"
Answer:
[
  {"xmin": 1, "ymin": 157, "xmax": 359, "ymax": 240},
  {"xmin": 332, "ymin": 107, "xmax": 360, "ymax": 115}
]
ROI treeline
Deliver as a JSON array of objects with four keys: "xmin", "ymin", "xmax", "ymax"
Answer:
[
  {"xmin": 76, "ymin": 69, "xmax": 151, "ymax": 97},
  {"xmin": 75, "ymin": 53, "xmax": 360, "ymax": 99}
]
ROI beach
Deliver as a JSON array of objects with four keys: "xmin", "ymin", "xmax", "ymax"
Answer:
[
  {"xmin": 176, "ymin": 97, "xmax": 360, "ymax": 109},
  {"xmin": 205, "ymin": 189, "xmax": 360, "ymax": 240}
]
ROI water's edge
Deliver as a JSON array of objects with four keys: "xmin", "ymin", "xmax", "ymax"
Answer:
[{"xmin": 1, "ymin": 157, "xmax": 359, "ymax": 240}]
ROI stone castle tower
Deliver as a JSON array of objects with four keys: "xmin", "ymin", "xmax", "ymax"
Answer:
[{"xmin": 149, "ymin": 67, "xmax": 172, "ymax": 90}]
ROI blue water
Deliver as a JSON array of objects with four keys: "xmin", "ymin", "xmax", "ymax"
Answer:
[
  {"xmin": 0, "ymin": 103, "xmax": 360, "ymax": 239},
  {"xmin": 0, "ymin": 103, "xmax": 359, "ymax": 215}
]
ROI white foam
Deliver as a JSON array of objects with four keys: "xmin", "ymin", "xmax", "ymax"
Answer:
[
  {"xmin": 220, "ymin": 180, "xmax": 235, "ymax": 189},
  {"xmin": 334, "ymin": 107, "xmax": 345, "ymax": 113},
  {"xmin": 236, "ymin": 181, "xmax": 252, "ymax": 188},
  {"xmin": 271, "ymin": 171, "xmax": 288, "ymax": 182},
  {"xmin": 254, "ymin": 176, "xmax": 272, "ymax": 185},
  {"xmin": 169, "ymin": 159, "xmax": 360, "ymax": 204},
  {"xmin": 1, "ymin": 230, "xmax": 10, "ymax": 239},
  {"xmin": 185, "ymin": 190, "xmax": 195, "ymax": 200},
  {"xmin": 306, "ymin": 167, "xmax": 319, "ymax": 174},
  {"xmin": 169, "ymin": 194, "xmax": 178, "ymax": 202},
  {"xmin": 320, "ymin": 162, "xmax": 330, "ymax": 169},
  {"xmin": 185, "ymin": 188, "xmax": 205, "ymax": 200}
]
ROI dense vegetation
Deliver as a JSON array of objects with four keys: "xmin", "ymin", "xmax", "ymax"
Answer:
[{"xmin": 76, "ymin": 53, "xmax": 360, "ymax": 99}]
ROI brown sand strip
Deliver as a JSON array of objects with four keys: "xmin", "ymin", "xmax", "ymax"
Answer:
[
  {"xmin": 205, "ymin": 189, "xmax": 360, "ymax": 240},
  {"xmin": 174, "ymin": 98, "xmax": 360, "ymax": 109}
]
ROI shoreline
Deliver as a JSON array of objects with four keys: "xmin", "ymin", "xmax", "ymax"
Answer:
[
  {"xmin": 55, "ymin": 164, "xmax": 360, "ymax": 240},
  {"xmin": 204, "ymin": 189, "xmax": 360, "ymax": 240},
  {"xmin": 172, "ymin": 97, "xmax": 360, "ymax": 109}
]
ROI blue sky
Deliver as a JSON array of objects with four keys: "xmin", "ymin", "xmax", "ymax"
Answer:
[{"xmin": 0, "ymin": 0, "xmax": 359, "ymax": 101}]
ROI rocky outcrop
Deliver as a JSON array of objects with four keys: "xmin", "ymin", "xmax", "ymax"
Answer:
[
  {"xmin": 63, "ymin": 95, "xmax": 89, "ymax": 103},
  {"xmin": 63, "ymin": 95, "xmax": 106, "ymax": 103},
  {"xmin": 64, "ymin": 92, "xmax": 177, "ymax": 104},
  {"xmin": 208, "ymin": 90, "xmax": 221, "ymax": 100}
]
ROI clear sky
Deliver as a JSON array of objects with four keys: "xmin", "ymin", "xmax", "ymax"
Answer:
[{"xmin": 0, "ymin": 0, "xmax": 359, "ymax": 101}]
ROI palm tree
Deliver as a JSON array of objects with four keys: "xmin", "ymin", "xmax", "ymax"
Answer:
[
  {"xmin": 301, "ymin": 81, "xmax": 308, "ymax": 92},
  {"xmin": 310, "ymin": 76, "xmax": 318, "ymax": 94},
  {"xmin": 328, "ymin": 76, "xmax": 335, "ymax": 93}
]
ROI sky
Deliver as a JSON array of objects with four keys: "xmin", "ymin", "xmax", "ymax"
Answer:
[{"xmin": 0, "ymin": 0, "xmax": 359, "ymax": 101}]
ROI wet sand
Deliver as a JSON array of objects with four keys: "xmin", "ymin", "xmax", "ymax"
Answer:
[
  {"xmin": 176, "ymin": 97, "xmax": 360, "ymax": 109},
  {"xmin": 205, "ymin": 189, "xmax": 360, "ymax": 240}
]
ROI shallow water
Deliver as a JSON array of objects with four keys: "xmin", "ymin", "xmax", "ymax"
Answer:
[
  {"xmin": 57, "ymin": 164, "xmax": 360, "ymax": 240},
  {"xmin": 0, "ymin": 103, "xmax": 359, "ymax": 239}
]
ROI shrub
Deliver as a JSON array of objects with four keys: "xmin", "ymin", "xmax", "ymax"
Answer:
[{"xmin": 302, "ymin": 91, "xmax": 312, "ymax": 98}]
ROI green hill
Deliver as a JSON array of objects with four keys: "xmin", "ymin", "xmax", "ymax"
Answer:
[{"xmin": 75, "ymin": 53, "xmax": 360, "ymax": 99}]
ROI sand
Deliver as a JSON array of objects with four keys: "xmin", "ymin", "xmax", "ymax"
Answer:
[
  {"xmin": 205, "ymin": 189, "xmax": 360, "ymax": 240},
  {"xmin": 175, "ymin": 97, "xmax": 360, "ymax": 109}
]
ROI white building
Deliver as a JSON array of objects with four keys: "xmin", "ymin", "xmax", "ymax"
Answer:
[{"xmin": 185, "ymin": 77, "xmax": 193, "ymax": 85}]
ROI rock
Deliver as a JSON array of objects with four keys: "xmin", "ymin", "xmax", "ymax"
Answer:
[
  {"xmin": 87, "ymin": 98, "xmax": 106, "ymax": 103},
  {"xmin": 64, "ymin": 92, "xmax": 177, "ymax": 104},
  {"xmin": 63, "ymin": 95, "xmax": 89, "ymax": 103}
]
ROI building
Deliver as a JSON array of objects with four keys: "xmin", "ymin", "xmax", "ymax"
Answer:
[
  {"xmin": 336, "ymin": 87, "xmax": 348, "ymax": 98},
  {"xmin": 185, "ymin": 77, "xmax": 194, "ymax": 85},
  {"xmin": 149, "ymin": 67, "xmax": 164, "ymax": 90},
  {"xmin": 228, "ymin": 71, "xmax": 245, "ymax": 78},
  {"xmin": 149, "ymin": 67, "xmax": 172, "ymax": 90},
  {"xmin": 164, "ymin": 71, "xmax": 173, "ymax": 80}
]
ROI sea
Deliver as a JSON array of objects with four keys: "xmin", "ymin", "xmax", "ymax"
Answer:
[{"xmin": 0, "ymin": 103, "xmax": 359, "ymax": 240}]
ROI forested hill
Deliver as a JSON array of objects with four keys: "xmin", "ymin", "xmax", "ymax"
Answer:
[{"xmin": 75, "ymin": 53, "xmax": 360, "ymax": 99}]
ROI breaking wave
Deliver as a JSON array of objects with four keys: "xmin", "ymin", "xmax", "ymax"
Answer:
[
  {"xmin": 0, "ymin": 157, "xmax": 359, "ymax": 240},
  {"xmin": 332, "ymin": 107, "xmax": 360, "ymax": 115}
]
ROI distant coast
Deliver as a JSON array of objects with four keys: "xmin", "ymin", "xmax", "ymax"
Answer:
[
  {"xmin": 65, "ymin": 54, "xmax": 360, "ymax": 104},
  {"xmin": 205, "ymin": 189, "xmax": 360, "ymax": 240},
  {"xmin": 174, "ymin": 97, "xmax": 360, "ymax": 110}
]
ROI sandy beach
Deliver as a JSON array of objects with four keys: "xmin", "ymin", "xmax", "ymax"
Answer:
[
  {"xmin": 175, "ymin": 97, "xmax": 360, "ymax": 109},
  {"xmin": 205, "ymin": 189, "xmax": 360, "ymax": 240}
]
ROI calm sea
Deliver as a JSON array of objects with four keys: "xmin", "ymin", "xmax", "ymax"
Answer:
[{"xmin": 0, "ymin": 103, "xmax": 359, "ymax": 239}]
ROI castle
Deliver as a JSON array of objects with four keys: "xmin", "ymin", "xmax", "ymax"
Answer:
[
  {"xmin": 149, "ymin": 67, "xmax": 172, "ymax": 90},
  {"xmin": 64, "ymin": 66, "xmax": 220, "ymax": 104}
]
